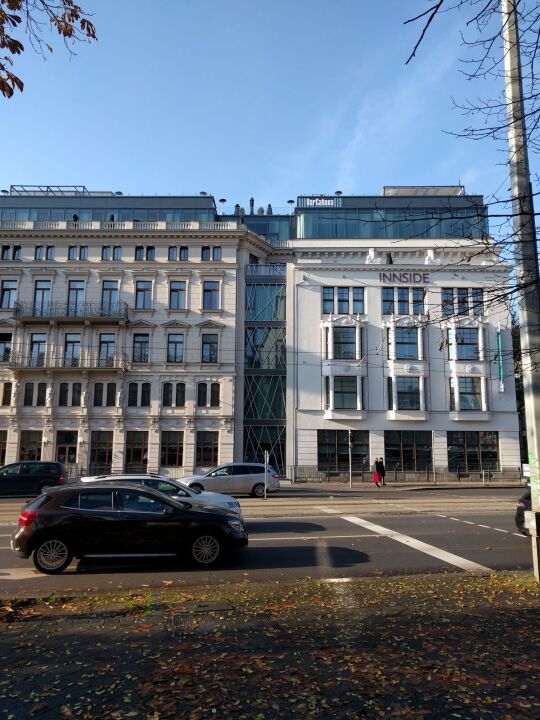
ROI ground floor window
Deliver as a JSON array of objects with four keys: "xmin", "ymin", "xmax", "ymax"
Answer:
[
  {"xmin": 196, "ymin": 431, "xmax": 218, "ymax": 467},
  {"xmin": 56, "ymin": 430, "xmax": 78, "ymax": 465},
  {"xmin": 384, "ymin": 431, "xmax": 432, "ymax": 471},
  {"xmin": 125, "ymin": 431, "xmax": 148, "ymax": 471},
  {"xmin": 317, "ymin": 430, "xmax": 369, "ymax": 471},
  {"xmin": 161, "ymin": 431, "xmax": 184, "ymax": 467},
  {"xmin": 447, "ymin": 431, "xmax": 499, "ymax": 472},
  {"xmin": 19, "ymin": 431, "xmax": 42, "ymax": 461},
  {"xmin": 0, "ymin": 430, "xmax": 6, "ymax": 465},
  {"xmin": 244, "ymin": 424, "xmax": 286, "ymax": 471},
  {"xmin": 89, "ymin": 431, "xmax": 114, "ymax": 473}
]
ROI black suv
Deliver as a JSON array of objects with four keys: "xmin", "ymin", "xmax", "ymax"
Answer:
[
  {"xmin": 0, "ymin": 462, "xmax": 65, "ymax": 496},
  {"xmin": 11, "ymin": 483, "xmax": 248, "ymax": 574}
]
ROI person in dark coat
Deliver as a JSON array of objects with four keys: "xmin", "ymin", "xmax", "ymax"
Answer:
[
  {"xmin": 376, "ymin": 457, "xmax": 386, "ymax": 485},
  {"xmin": 372, "ymin": 458, "xmax": 382, "ymax": 487}
]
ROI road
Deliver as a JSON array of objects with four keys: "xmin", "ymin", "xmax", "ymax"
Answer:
[{"xmin": 0, "ymin": 486, "xmax": 531, "ymax": 596}]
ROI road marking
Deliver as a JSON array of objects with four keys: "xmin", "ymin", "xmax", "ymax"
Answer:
[
  {"xmin": 250, "ymin": 533, "xmax": 379, "ymax": 542},
  {"xmin": 462, "ymin": 521, "xmax": 474, "ymax": 525},
  {"xmin": 477, "ymin": 524, "xmax": 491, "ymax": 529},
  {"xmin": 339, "ymin": 515, "xmax": 492, "ymax": 574},
  {"xmin": 493, "ymin": 528, "xmax": 509, "ymax": 533}
]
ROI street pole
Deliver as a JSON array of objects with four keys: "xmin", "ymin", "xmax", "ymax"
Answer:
[
  {"xmin": 348, "ymin": 431, "xmax": 353, "ymax": 489},
  {"xmin": 502, "ymin": 0, "xmax": 540, "ymax": 579},
  {"xmin": 264, "ymin": 450, "xmax": 269, "ymax": 500}
]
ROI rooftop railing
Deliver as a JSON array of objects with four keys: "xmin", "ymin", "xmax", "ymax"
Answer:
[{"xmin": 0, "ymin": 220, "xmax": 240, "ymax": 232}]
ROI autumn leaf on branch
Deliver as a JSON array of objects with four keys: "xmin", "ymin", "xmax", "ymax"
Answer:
[{"xmin": 0, "ymin": 0, "xmax": 97, "ymax": 98}]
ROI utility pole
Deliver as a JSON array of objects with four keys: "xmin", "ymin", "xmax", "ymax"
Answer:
[{"xmin": 502, "ymin": 0, "xmax": 540, "ymax": 579}]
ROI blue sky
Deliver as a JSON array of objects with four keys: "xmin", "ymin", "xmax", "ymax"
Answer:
[{"xmin": 2, "ymin": 0, "xmax": 526, "ymax": 214}]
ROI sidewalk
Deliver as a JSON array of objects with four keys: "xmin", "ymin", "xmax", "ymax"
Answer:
[{"xmin": 1, "ymin": 573, "xmax": 538, "ymax": 719}]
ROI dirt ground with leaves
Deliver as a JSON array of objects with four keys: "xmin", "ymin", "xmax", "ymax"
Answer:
[{"xmin": 0, "ymin": 573, "xmax": 539, "ymax": 720}]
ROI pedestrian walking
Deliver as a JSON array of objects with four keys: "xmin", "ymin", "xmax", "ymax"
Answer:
[
  {"xmin": 376, "ymin": 457, "xmax": 386, "ymax": 485},
  {"xmin": 372, "ymin": 458, "xmax": 382, "ymax": 487}
]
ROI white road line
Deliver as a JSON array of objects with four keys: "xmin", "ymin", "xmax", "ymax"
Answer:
[
  {"xmin": 436, "ymin": 514, "xmax": 447, "ymax": 518},
  {"xmin": 462, "ymin": 521, "xmax": 475, "ymax": 525},
  {"xmin": 477, "ymin": 524, "xmax": 491, "ymax": 529},
  {"xmin": 312, "ymin": 506, "xmax": 342, "ymax": 514},
  {"xmin": 493, "ymin": 528, "xmax": 509, "ymax": 533},
  {"xmin": 339, "ymin": 515, "xmax": 492, "ymax": 574},
  {"xmin": 449, "ymin": 517, "xmax": 461, "ymax": 522},
  {"xmin": 0, "ymin": 545, "xmax": 10, "ymax": 550},
  {"xmin": 250, "ymin": 533, "xmax": 379, "ymax": 542}
]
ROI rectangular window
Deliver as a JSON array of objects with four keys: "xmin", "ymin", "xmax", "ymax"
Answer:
[
  {"xmin": 64, "ymin": 333, "xmax": 81, "ymax": 368},
  {"xmin": 0, "ymin": 333, "xmax": 11, "ymax": 362},
  {"xmin": 447, "ymin": 431, "xmax": 499, "ymax": 472},
  {"xmin": 1, "ymin": 382, "xmax": 12, "ymax": 406},
  {"xmin": 125, "ymin": 431, "xmax": 148, "ymax": 471},
  {"xmin": 68, "ymin": 246, "xmax": 77, "ymax": 261},
  {"xmin": 333, "ymin": 327, "xmax": 356, "ymax": 360},
  {"xmin": 322, "ymin": 287, "xmax": 334, "ymax": 314},
  {"xmin": 212, "ymin": 246, "xmax": 222, "ymax": 261},
  {"xmin": 19, "ymin": 431, "xmax": 42, "ymax": 461},
  {"xmin": 337, "ymin": 287, "xmax": 349, "ymax": 314},
  {"xmin": 23, "ymin": 382, "xmax": 34, "ymax": 406},
  {"xmin": 210, "ymin": 382, "xmax": 220, "ymax": 407},
  {"xmin": 387, "ymin": 377, "xmax": 393, "ymax": 410},
  {"xmin": 133, "ymin": 334, "xmax": 150, "ymax": 363},
  {"xmin": 175, "ymin": 382, "xmax": 185, "ymax": 406},
  {"xmin": 1, "ymin": 246, "xmax": 11, "ymax": 260},
  {"xmin": 197, "ymin": 383, "xmax": 207, "ymax": 406},
  {"xmin": 146, "ymin": 246, "xmax": 155, "ymax": 261},
  {"xmin": 382, "ymin": 287, "xmax": 394, "ymax": 315},
  {"xmin": 135, "ymin": 246, "xmax": 144, "ymax": 261},
  {"xmin": 67, "ymin": 280, "xmax": 85, "ymax": 316},
  {"xmin": 334, "ymin": 376, "xmax": 357, "ymax": 409},
  {"xmin": 135, "ymin": 280, "xmax": 152, "ymax": 309},
  {"xmin": 1, "ymin": 280, "xmax": 17, "ymax": 309},
  {"xmin": 396, "ymin": 377, "xmax": 420, "ymax": 410},
  {"xmin": 98, "ymin": 333, "xmax": 116, "ymax": 367},
  {"xmin": 89, "ymin": 431, "xmax": 114, "ymax": 473},
  {"xmin": 140, "ymin": 382, "xmax": 151, "ymax": 407},
  {"xmin": 101, "ymin": 246, "xmax": 111, "ymax": 261},
  {"xmin": 442, "ymin": 288, "xmax": 454, "ymax": 317},
  {"xmin": 30, "ymin": 333, "xmax": 47, "ymax": 366},
  {"xmin": 202, "ymin": 334, "xmax": 218, "ymax": 363},
  {"xmin": 59, "ymin": 382, "xmax": 69, "ymax": 406},
  {"xmin": 394, "ymin": 327, "xmax": 418, "ymax": 360},
  {"xmin": 161, "ymin": 431, "xmax": 184, "ymax": 467},
  {"xmin": 33, "ymin": 280, "xmax": 51, "ymax": 317},
  {"xmin": 397, "ymin": 287, "xmax": 409, "ymax": 315},
  {"xmin": 36, "ymin": 382, "xmax": 46, "ymax": 406},
  {"xmin": 71, "ymin": 382, "xmax": 81, "ymax": 407},
  {"xmin": 13, "ymin": 246, "xmax": 21, "ymax": 260},
  {"xmin": 317, "ymin": 429, "xmax": 369, "ymax": 471},
  {"xmin": 167, "ymin": 334, "xmax": 184, "ymax": 363},
  {"xmin": 179, "ymin": 246, "xmax": 188, "ymax": 261},
  {"xmin": 455, "ymin": 328, "xmax": 479, "ymax": 360},
  {"xmin": 93, "ymin": 382, "xmax": 103, "ymax": 407},
  {"xmin": 412, "ymin": 288, "xmax": 424, "ymax": 315},
  {"xmin": 79, "ymin": 246, "xmax": 88, "ymax": 261},
  {"xmin": 458, "ymin": 377, "xmax": 482, "ymax": 411},
  {"xmin": 169, "ymin": 281, "xmax": 186, "ymax": 310},
  {"xmin": 162, "ymin": 382, "xmax": 172, "ymax": 407},
  {"xmin": 101, "ymin": 280, "xmax": 118, "ymax": 315},
  {"xmin": 35, "ymin": 246, "xmax": 44, "ymax": 261},
  {"xmin": 201, "ymin": 246, "xmax": 211, "ymax": 261},
  {"xmin": 168, "ymin": 246, "xmax": 177, "ymax": 261},
  {"xmin": 106, "ymin": 382, "xmax": 116, "ymax": 406},
  {"xmin": 113, "ymin": 246, "xmax": 122, "ymax": 261},
  {"xmin": 352, "ymin": 287, "xmax": 364, "ymax": 314},
  {"xmin": 203, "ymin": 281, "xmax": 219, "ymax": 310},
  {"xmin": 46, "ymin": 246, "xmax": 55, "ymax": 260},
  {"xmin": 457, "ymin": 288, "xmax": 469, "ymax": 315},
  {"xmin": 128, "ymin": 383, "xmax": 138, "ymax": 407},
  {"xmin": 472, "ymin": 288, "xmax": 483, "ymax": 316},
  {"xmin": 384, "ymin": 430, "xmax": 432, "ymax": 471},
  {"xmin": 196, "ymin": 431, "xmax": 218, "ymax": 466}
]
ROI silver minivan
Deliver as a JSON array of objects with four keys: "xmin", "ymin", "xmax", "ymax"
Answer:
[{"xmin": 183, "ymin": 464, "xmax": 281, "ymax": 497}]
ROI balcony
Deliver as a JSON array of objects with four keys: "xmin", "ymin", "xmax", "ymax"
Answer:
[
  {"xmin": 9, "ymin": 353, "xmax": 126, "ymax": 370},
  {"xmin": 0, "ymin": 220, "xmax": 239, "ymax": 232},
  {"xmin": 13, "ymin": 301, "xmax": 129, "ymax": 323}
]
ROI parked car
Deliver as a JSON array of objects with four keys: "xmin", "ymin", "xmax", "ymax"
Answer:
[
  {"xmin": 183, "ymin": 463, "xmax": 281, "ymax": 497},
  {"xmin": 11, "ymin": 483, "xmax": 248, "ymax": 574},
  {"xmin": 0, "ymin": 461, "xmax": 65, "ymax": 496},
  {"xmin": 515, "ymin": 489, "xmax": 532, "ymax": 535},
  {"xmin": 80, "ymin": 473, "xmax": 242, "ymax": 516}
]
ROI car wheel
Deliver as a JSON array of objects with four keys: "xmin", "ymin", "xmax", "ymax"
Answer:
[
  {"xmin": 251, "ymin": 483, "xmax": 265, "ymax": 498},
  {"xmin": 190, "ymin": 483, "xmax": 204, "ymax": 492},
  {"xmin": 191, "ymin": 533, "xmax": 222, "ymax": 566},
  {"xmin": 33, "ymin": 538, "xmax": 72, "ymax": 574}
]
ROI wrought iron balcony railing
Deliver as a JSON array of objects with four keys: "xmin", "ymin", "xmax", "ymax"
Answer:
[
  {"xmin": 13, "ymin": 301, "xmax": 129, "ymax": 321},
  {"xmin": 9, "ymin": 353, "xmax": 126, "ymax": 370}
]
